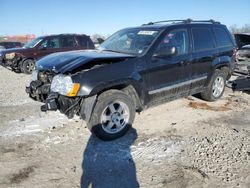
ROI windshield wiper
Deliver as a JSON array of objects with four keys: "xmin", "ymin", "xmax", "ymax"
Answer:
[
  {"xmin": 102, "ymin": 49, "xmax": 122, "ymax": 53},
  {"xmin": 102, "ymin": 49, "xmax": 136, "ymax": 56}
]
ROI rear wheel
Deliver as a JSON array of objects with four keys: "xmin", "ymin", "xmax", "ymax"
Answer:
[
  {"xmin": 200, "ymin": 69, "xmax": 226, "ymax": 101},
  {"xmin": 21, "ymin": 59, "xmax": 35, "ymax": 74},
  {"xmin": 88, "ymin": 90, "xmax": 135, "ymax": 140}
]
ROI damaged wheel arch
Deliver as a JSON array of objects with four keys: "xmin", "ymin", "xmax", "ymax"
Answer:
[
  {"xmin": 79, "ymin": 83, "xmax": 144, "ymax": 123},
  {"xmin": 89, "ymin": 82, "xmax": 144, "ymax": 111}
]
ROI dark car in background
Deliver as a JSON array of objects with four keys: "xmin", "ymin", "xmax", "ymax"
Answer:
[
  {"xmin": 0, "ymin": 34, "xmax": 95, "ymax": 74},
  {"xmin": 27, "ymin": 19, "xmax": 236, "ymax": 140},
  {"xmin": 234, "ymin": 33, "xmax": 250, "ymax": 49},
  {"xmin": 236, "ymin": 45, "xmax": 250, "ymax": 62},
  {"xmin": 0, "ymin": 41, "xmax": 24, "ymax": 49}
]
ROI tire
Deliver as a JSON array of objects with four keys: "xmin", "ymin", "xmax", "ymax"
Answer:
[
  {"xmin": 21, "ymin": 59, "xmax": 35, "ymax": 74},
  {"xmin": 88, "ymin": 90, "xmax": 136, "ymax": 141},
  {"xmin": 200, "ymin": 69, "xmax": 226, "ymax": 101}
]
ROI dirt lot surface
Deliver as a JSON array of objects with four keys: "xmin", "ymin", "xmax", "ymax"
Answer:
[{"xmin": 0, "ymin": 66, "xmax": 250, "ymax": 188}]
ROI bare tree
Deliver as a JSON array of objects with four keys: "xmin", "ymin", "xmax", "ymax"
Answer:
[
  {"xmin": 229, "ymin": 24, "xmax": 250, "ymax": 34},
  {"xmin": 91, "ymin": 34, "xmax": 106, "ymax": 42},
  {"xmin": 229, "ymin": 24, "xmax": 239, "ymax": 34},
  {"xmin": 241, "ymin": 24, "xmax": 250, "ymax": 33}
]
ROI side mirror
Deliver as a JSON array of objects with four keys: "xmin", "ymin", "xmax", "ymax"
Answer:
[{"xmin": 153, "ymin": 46, "xmax": 177, "ymax": 58}]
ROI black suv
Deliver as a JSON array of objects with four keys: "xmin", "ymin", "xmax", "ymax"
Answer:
[
  {"xmin": 0, "ymin": 34, "xmax": 94, "ymax": 74},
  {"xmin": 26, "ymin": 19, "xmax": 236, "ymax": 140}
]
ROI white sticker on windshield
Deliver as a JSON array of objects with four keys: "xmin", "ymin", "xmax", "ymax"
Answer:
[{"xmin": 138, "ymin": 31, "xmax": 157, "ymax": 35}]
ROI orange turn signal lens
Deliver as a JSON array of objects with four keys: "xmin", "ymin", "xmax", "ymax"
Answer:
[{"xmin": 67, "ymin": 83, "xmax": 80, "ymax": 97}]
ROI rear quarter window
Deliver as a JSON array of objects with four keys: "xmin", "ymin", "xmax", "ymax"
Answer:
[
  {"xmin": 192, "ymin": 28, "xmax": 214, "ymax": 52},
  {"xmin": 214, "ymin": 28, "xmax": 233, "ymax": 47}
]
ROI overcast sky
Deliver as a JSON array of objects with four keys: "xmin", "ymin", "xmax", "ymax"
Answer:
[{"xmin": 1, "ymin": 0, "xmax": 250, "ymax": 36}]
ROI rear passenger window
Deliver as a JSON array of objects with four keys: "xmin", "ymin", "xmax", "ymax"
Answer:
[
  {"xmin": 78, "ymin": 36, "xmax": 94, "ymax": 48},
  {"xmin": 192, "ymin": 28, "xmax": 214, "ymax": 51},
  {"xmin": 214, "ymin": 28, "xmax": 232, "ymax": 47},
  {"xmin": 61, "ymin": 36, "xmax": 77, "ymax": 48}
]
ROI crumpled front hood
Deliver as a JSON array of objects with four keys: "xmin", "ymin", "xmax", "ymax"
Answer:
[{"xmin": 36, "ymin": 50, "xmax": 135, "ymax": 73}]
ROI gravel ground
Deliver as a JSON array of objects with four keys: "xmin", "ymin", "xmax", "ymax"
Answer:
[{"xmin": 0, "ymin": 66, "xmax": 250, "ymax": 188}]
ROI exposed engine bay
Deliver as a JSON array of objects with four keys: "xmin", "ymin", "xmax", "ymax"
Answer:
[{"xmin": 26, "ymin": 70, "xmax": 55, "ymax": 102}]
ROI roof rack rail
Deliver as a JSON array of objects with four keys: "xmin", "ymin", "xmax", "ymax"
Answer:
[
  {"xmin": 142, "ymin": 19, "xmax": 220, "ymax": 26},
  {"xmin": 190, "ymin": 19, "xmax": 221, "ymax": 24}
]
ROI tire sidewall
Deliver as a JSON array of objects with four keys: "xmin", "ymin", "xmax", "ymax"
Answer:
[
  {"xmin": 89, "ymin": 91, "xmax": 135, "ymax": 140},
  {"xmin": 209, "ymin": 70, "xmax": 226, "ymax": 101},
  {"xmin": 22, "ymin": 59, "xmax": 35, "ymax": 74}
]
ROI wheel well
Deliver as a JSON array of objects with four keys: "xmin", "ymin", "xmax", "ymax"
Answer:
[
  {"xmin": 22, "ymin": 58, "xmax": 35, "ymax": 63},
  {"xmin": 216, "ymin": 66, "xmax": 230, "ymax": 79},
  {"xmin": 97, "ymin": 84, "xmax": 143, "ymax": 112},
  {"xmin": 20, "ymin": 58, "xmax": 35, "ymax": 66}
]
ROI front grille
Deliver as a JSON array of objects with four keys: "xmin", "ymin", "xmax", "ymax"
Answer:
[{"xmin": 38, "ymin": 71, "xmax": 54, "ymax": 84}]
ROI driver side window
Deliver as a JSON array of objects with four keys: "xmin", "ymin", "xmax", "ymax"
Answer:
[
  {"xmin": 157, "ymin": 29, "xmax": 189, "ymax": 56},
  {"xmin": 40, "ymin": 38, "xmax": 60, "ymax": 49}
]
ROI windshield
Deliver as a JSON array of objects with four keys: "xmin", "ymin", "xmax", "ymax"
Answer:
[
  {"xmin": 24, "ymin": 37, "xmax": 43, "ymax": 48},
  {"xmin": 99, "ymin": 28, "xmax": 159, "ymax": 55}
]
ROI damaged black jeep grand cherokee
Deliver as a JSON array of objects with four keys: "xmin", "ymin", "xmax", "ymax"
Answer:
[{"xmin": 26, "ymin": 19, "xmax": 236, "ymax": 140}]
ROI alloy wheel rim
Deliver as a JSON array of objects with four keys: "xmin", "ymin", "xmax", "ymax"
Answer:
[
  {"xmin": 26, "ymin": 61, "xmax": 34, "ymax": 73},
  {"xmin": 212, "ymin": 76, "xmax": 224, "ymax": 98},
  {"xmin": 101, "ymin": 101, "xmax": 130, "ymax": 134}
]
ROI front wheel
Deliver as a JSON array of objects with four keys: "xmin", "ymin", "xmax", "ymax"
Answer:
[
  {"xmin": 21, "ymin": 59, "xmax": 35, "ymax": 74},
  {"xmin": 88, "ymin": 90, "xmax": 135, "ymax": 140},
  {"xmin": 200, "ymin": 69, "xmax": 226, "ymax": 101}
]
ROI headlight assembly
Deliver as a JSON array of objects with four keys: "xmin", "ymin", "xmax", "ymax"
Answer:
[{"xmin": 51, "ymin": 74, "xmax": 80, "ymax": 96}]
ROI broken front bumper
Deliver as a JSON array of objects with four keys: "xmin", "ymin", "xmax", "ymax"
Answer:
[
  {"xmin": 0, "ymin": 55, "xmax": 22, "ymax": 70},
  {"xmin": 41, "ymin": 92, "xmax": 97, "ymax": 121},
  {"xmin": 41, "ymin": 93, "xmax": 59, "ymax": 112},
  {"xmin": 41, "ymin": 92, "xmax": 82, "ymax": 119},
  {"xmin": 26, "ymin": 80, "xmax": 51, "ymax": 102}
]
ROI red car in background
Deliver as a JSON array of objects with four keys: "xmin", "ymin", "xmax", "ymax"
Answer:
[
  {"xmin": 0, "ymin": 34, "xmax": 95, "ymax": 74},
  {"xmin": 0, "ymin": 41, "xmax": 24, "ymax": 49}
]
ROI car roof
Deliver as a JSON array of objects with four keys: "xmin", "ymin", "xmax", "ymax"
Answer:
[
  {"xmin": 38, "ymin": 33, "xmax": 90, "ymax": 39},
  {"xmin": 128, "ymin": 19, "xmax": 226, "ymax": 30}
]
